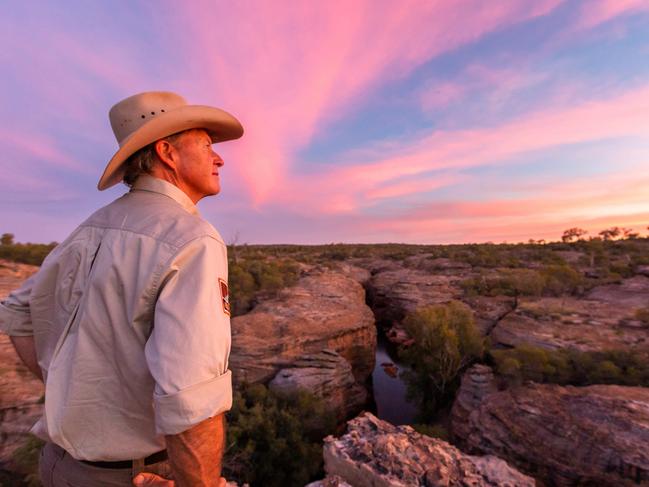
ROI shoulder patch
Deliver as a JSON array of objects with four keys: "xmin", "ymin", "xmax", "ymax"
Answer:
[{"xmin": 219, "ymin": 278, "xmax": 230, "ymax": 316}]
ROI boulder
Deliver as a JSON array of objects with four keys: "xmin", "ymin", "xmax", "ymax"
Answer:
[
  {"xmin": 0, "ymin": 259, "xmax": 39, "ymax": 297},
  {"xmin": 635, "ymin": 265, "xmax": 649, "ymax": 278},
  {"xmin": 363, "ymin": 262, "xmax": 509, "ymax": 340},
  {"xmin": 268, "ymin": 350, "xmax": 366, "ymax": 422},
  {"xmin": 366, "ymin": 266, "xmax": 461, "ymax": 327},
  {"xmin": 585, "ymin": 275, "xmax": 649, "ymax": 309},
  {"xmin": 490, "ymin": 296, "xmax": 649, "ymax": 352},
  {"xmin": 305, "ymin": 475, "xmax": 353, "ymax": 487},
  {"xmin": 230, "ymin": 269, "xmax": 376, "ymax": 385},
  {"xmin": 462, "ymin": 295, "xmax": 516, "ymax": 336},
  {"xmin": 452, "ymin": 365, "xmax": 649, "ymax": 486},
  {"xmin": 322, "ymin": 412, "xmax": 535, "ymax": 487},
  {"xmin": 332, "ymin": 262, "xmax": 372, "ymax": 286}
]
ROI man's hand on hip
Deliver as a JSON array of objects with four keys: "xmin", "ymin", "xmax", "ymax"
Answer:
[{"xmin": 132, "ymin": 472, "xmax": 227, "ymax": 487}]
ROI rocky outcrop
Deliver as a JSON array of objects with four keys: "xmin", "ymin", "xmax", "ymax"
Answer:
[
  {"xmin": 585, "ymin": 275, "xmax": 649, "ymax": 308},
  {"xmin": 230, "ymin": 269, "xmax": 376, "ymax": 385},
  {"xmin": 333, "ymin": 262, "xmax": 372, "ymax": 286},
  {"xmin": 366, "ymin": 267, "xmax": 461, "ymax": 327},
  {"xmin": 462, "ymin": 296, "xmax": 516, "ymax": 336},
  {"xmin": 490, "ymin": 296, "xmax": 649, "ymax": 352},
  {"xmin": 269, "ymin": 350, "xmax": 367, "ymax": 422},
  {"xmin": 0, "ymin": 261, "xmax": 43, "ymax": 471},
  {"xmin": 305, "ymin": 475, "xmax": 353, "ymax": 487},
  {"xmin": 449, "ymin": 365, "xmax": 498, "ymax": 444},
  {"xmin": 321, "ymin": 412, "xmax": 535, "ymax": 486},
  {"xmin": 361, "ymin": 260, "xmax": 514, "ymax": 341},
  {"xmin": 452, "ymin": 365, "xmax": 649, "ymax": 486}
]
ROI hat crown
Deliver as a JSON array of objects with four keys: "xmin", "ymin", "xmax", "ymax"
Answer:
[{"xmin": 109, "ymin": 91, "xmax": 188, "ymax": 146}]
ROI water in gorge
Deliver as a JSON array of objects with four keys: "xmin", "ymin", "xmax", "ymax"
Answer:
[{"xmin": 371, "ymin": 333, "xmax": 419, "ymax": 425}]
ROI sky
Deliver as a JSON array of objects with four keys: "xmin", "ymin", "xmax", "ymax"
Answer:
[{"xmin": 1, "ymin": 0, "xmax": 649, "ymax": 245}]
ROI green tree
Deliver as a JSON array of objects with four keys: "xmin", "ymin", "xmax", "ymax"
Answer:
[
  {"xmin": 224, "ymin": 384, "xmax": 335, "ymax": 487},
  {"xmin": 541, "ymin": 264, "xmax": 583, "ymax": 296},
  {"xmin": 561, "ymin": 227, "xmax": 587, "ymax": 243},
  {"xmin": 400, "ymin": 301, "xmax": 484, "ymax": 420},
  {"xmin": 1, "ymin": 232, "xmax": 14, "ymax": 246}
]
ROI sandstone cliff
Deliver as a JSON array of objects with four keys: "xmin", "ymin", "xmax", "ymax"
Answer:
[
  {"xmin": 452, "ymin": 365, "xmax": 649, "ymax": 486},
  {"xmin": 230, "ymin": 269, "xmax": 376, "ymax": 385},
  {"xmin": 269, "ymin": 350, "xmax": 367, "ymax": 423},
  {"xmin": 319, "ymin": 412, "xmax": 535, "ymax": 486}
]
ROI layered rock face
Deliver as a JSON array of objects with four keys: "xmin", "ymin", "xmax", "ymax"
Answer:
[
  {"xmin": 269, "ymin": 350, "xmax": 367, "ymax": 423},
  {"xmin": 230, "ymin": 268, "xmax": 376, "ymax": 385},
  {"xmin": 359, "ymin": 257, "xmax": 516, "ymax": 340},
  {"xmin": 365, "ymin": 263, "xmax": 461, "ymax": 326},
  {"xmin": 490, "ymin": 293, "xmax": 649, "ymax": 352},
  {"xmin": 452, "ymin": 365, "xmax": 649, "ymax": 486},
  {"xmin": 321, "ymin": 412, "xmax": 535, "ymax": 487}
]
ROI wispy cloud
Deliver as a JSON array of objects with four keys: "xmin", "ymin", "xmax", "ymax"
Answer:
[
  {"xmin": 170, "ymin": 0, "xmax": 563, "ymax": 204},
  {"xmin": 282, "ymin": 82, "xmax": 649, "ymax": 215},
  {"xmin": 576, "ymin": 0, "xmax": 649, "ymax": 29}
]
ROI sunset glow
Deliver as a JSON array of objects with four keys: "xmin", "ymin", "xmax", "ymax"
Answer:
[{"xmin": 2, "ymin": 1, "xmax": 648, "ymax": 244}]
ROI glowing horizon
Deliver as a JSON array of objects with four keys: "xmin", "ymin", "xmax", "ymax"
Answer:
[{"xmin": 2, "ymin": 1, "xmax": 649, "ymax": 245}]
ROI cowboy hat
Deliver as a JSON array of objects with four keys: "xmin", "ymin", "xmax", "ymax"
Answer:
[{"xmin": 98, "ymin": 91, "xmax": 243, "ymax": 190}]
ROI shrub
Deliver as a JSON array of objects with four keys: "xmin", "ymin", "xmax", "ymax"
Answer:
[
  {"xmin": 0, "ymin": 242, "xmax": 58, "ymax": 266},
  {"xmin": 461, "ymin": 269, "xmax": 545, "ymax": 297},
  {"xmin": 9, "ymin": 435, "xmax": 44, "ymax": 487},
  {"xmin": 540, "ymin": 265, "xmax": 583, "ymax": 296},
  {"xmin": 400, "ymin": 301, "xmax": 484, "ymax": 421},
  {"xmin": 228, "ymin": 257, "xmax": 300, "ymax": 316},
  {"xmin": 224, "ymin": 384, "xmax": 335, "ymax": 487},
  {"xmin": 462, "ymin": 265, "xmax": 583, "ymax": 298},
  {"xmin": 492, "ymin": 346, "xmax": 649, "ymax": 387}
]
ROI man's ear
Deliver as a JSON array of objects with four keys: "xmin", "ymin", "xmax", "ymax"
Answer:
[{"xmin": 154, "ymin": 139, "xmax": 176, "ymax": 170}]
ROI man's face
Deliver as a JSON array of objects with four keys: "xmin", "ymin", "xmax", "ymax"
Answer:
[{"xmin": 171, "ymin": 129, "xmax": 224, "ymax": 203}]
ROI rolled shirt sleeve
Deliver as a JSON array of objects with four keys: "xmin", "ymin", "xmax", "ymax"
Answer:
[
  {"xmin": 0, "ymin": 274, "xmax": 36, "ymax": 336},
  {"xmin": 145, "ymin": 235, "xmax": 232, "ymax": 435}
]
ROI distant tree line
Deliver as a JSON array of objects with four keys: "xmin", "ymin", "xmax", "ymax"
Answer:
[
  {"xmin": 561, "ymin": 226, "xmax": 648, "ymax": 243},
  {"xmin": 0, "ymin": 233, "xmax": 58, "ymax": 266}
]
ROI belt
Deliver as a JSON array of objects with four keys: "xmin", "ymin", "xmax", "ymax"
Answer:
[{"xmin": 80, "ymin": 449, "xmax": 168, "ymax": 469}]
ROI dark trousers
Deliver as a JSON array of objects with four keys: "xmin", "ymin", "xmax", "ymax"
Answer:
[{"xmin": 39, "ymin": 442, "xmax": 172, "ymax": 487}]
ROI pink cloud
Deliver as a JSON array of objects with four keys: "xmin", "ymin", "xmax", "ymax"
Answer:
[
  {"xmin": 167, "ymin": 0, "xmax": 563, "ymax": 204},
  {"xmin": 577, "ymin": 0, "xmax": 649, "ymax": 29},
  {"xmin": 364, "ymin": 173, "xmax": 466, "ymax": 201},
  {"xmin": 419, "ymin": 62, "xmax": 550, "ymax": 113},
  {"xmin": 0, "ymin": 130, "xmax": 89, "ymax": 174},
  {"xmin": 357, "ymin": 169, "xmax": 649, "ymax": 243},
  {"xmin": 420, "ymin": 82, "xmax": 468, "ymax": 110},
  {"xmin": 284, "ymin": 81, "xmax": 649, "ymax": 215}
]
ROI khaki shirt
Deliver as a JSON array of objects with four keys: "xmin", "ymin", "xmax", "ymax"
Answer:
[{"xmin": 0, "ymin": 176, "xmax": 232, "ymax": 461}]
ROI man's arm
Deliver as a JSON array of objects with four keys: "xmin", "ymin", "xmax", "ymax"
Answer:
[
  {"xmin": 9, "ymin": 336, "xmax": 43, "ymax": 381},
  {"xmin": 165, "ymin": 414, "xmax": 226, "ymax": 487}
]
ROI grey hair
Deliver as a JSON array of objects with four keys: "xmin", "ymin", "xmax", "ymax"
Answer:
[{"xmin": 122, "ymin": 131, "xmax": 185, "ymax": 188}]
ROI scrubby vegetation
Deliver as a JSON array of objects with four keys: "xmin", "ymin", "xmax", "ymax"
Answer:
[
  {"xmin": 461, "ymin": 264, "xmax": 583, "ymax": 298},
  {"xmin": 0, "ymin": 435, "xmax": 45, "ymax": 487},
  {"xmin": 2, "ymin": 229, "xmax": 648, "ymax": 485},
  {"xmin": 491, "ymin": 345, "xmax": 649, "ymax": 387},
  {"xmin": 0, "ymin": 233, "xmax": 57, "ymax": 266},
  {"xmin": 399, "ymin": 301, "xmax": 484, "ymax": 422},
  {"xmin": 224, "ymin": 384, "xmax": 336, "ymax": 487},
  {"xmin": 228, "ymin": 255, "xmax": 300, "ymax": 315}
]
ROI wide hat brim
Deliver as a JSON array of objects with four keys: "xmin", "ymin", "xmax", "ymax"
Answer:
[{"xmin": 98, "ymin": 105, "xmax": 243, "ymax": 190}]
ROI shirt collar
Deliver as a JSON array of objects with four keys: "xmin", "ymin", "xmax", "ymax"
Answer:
[{"xmin": 131, "ymin": 175, "xmax": 199, "ymax": 216}]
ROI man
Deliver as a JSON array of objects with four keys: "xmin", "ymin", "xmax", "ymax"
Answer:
[{"xmin": 0, "ymin": 91, "xmax": 243, "ymax": 486}]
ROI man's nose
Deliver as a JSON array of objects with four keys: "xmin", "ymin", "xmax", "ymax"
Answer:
[{"xmin": 212, "ymin": 151, "xmax": 224, "ymax": 167}]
